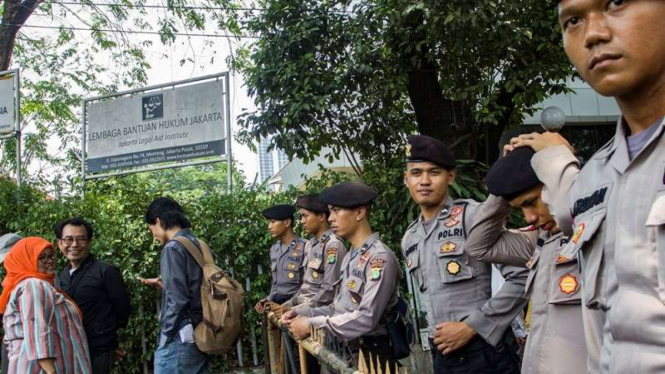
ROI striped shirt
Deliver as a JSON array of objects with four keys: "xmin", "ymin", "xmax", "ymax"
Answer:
[{"xmin": 3, "ymin": 278, "xmax": 92, "ymax": 374}]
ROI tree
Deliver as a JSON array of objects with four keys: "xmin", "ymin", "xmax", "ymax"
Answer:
[
  {"xmin": 0, "ymin": 0, "xmax": 244, "ymax": 187},
  {"xmin": 235, "ymin": 0, "xmax": 572, "ymax": 166}
]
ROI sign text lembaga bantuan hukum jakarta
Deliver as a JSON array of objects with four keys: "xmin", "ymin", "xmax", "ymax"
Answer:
[{"xmin": 86, "ymin": 80, "xmax": 226, "ymax": 173}]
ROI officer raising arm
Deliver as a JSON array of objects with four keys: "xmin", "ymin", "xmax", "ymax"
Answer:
[
  {"xmin": 285, "ymin": 182, "xmax": 401, "ymax": 369},
  {"xmin": 255, "ymin": 204, "xmax": 308, "ymax": 313},
  {"xmin": 465, "ymin": 147, "xmax": 587, "ymax": 374},
  {"xmin": 505, "ymin": 1, "xmax": 665, "ymax": 373},
  {"xmin": 401, "ymin": 135, "xmax": 527, "ymax": 374}
]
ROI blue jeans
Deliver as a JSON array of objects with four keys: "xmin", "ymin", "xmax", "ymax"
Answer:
[{"xmin": 154, "ymin": 336, "xmax": 210, "ymax": 374}]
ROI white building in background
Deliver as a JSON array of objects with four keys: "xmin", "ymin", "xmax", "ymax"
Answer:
[
  {"xmin": 524, "ymin": 78, "xmax": 620, "ymax": 126},
  {"xmin": 257, "ymin": 137, "xmax": 289, "ymax": 189},
  {"xmin": 270, "ymin": 147, "xmax": 360, "ymax": 190}
]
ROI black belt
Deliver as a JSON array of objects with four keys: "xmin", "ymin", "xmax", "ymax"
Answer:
[
  {"xmin": 348, "ymin": 334, "xmax": 391, "ymax": 351},
  {"xmin": 272, "ymin": 293, "xmax": 295, "ymax": 304}
]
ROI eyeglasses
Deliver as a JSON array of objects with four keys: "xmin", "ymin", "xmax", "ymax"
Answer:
[
  {"xmin": 60, "ymin": 236, "xmax": 89, "ymax": 246},
  {"xmin": 38, "ymin": 253, "xmax": 57, "ymax": 264}
]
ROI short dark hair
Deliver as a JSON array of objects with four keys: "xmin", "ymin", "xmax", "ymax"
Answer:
[
  {"xmin": 54, "ymin": 217, "xmax": 94, "ymax": 240},
  {"xmin": 144, "ymin": 197, "xmax": 191, "ymax": 230}
]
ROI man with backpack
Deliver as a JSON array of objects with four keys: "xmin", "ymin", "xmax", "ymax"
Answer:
[{"xmin": 142, "ymin": 197, "xmax": 210, "ymax": 374}]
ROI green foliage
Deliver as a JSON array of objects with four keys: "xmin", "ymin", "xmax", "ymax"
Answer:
[
  {"xmin": 235, "ymin": 0, "xmax": 572, "ymax": 163},
  {"xmin": 0, "ymin": 152, "xmax": 494, "ymax": 373}
]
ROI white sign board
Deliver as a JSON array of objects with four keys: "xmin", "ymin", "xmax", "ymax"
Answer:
[
  {"xmin": 85, "ymin": 80, "xmax": 226, "ymax": 173},
  {"xmin": 0, "ymin": 75, "xmax": 15, "ymax": 135}
]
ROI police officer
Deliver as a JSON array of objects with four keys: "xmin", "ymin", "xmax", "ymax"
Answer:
[
  {"xmin": 284, "ymin": 182, "xmax": 401, "ymax": 371},
  {"xmin": 281, "ymin": 194, "xmax": 348, "ymax": 310},
  {"xmin": 465, "ymin": 147, "xmax": 586, "ymax": 374},
  {"xmin": 255, "ymin": 204, "xmax": 308, "ymax": 313},
  {"xmin": 401, "ymin": 135, "xmax": 527, "ymax": 374},
  {"xmin": 505, "ymin": 2, "xmax": 665, "ymax": 373}
]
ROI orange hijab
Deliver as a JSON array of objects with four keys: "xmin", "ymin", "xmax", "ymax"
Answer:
[{"xmin": 0, "ymin": 237, "xmax": 58, "ymax": 314}]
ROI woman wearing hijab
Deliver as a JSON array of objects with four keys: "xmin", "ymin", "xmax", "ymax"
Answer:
[{"xmin": 0, "ymin": 237, "xmax": 92, "ymax": 374}]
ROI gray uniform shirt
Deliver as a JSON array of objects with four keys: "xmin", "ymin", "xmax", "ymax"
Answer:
[
  {"xmin": 283, "ymin": 230, "xmax": 348, "ymax": 308},
  {"xmin": 296, "ymin": 233, "xmax": 400, "ymax": 341},
  {"xmin": 532, "ymin": 118, "xmax": 665, "ymax": 374},
  {"xmin": 268, "ymin": 236, "xmax": 308, "ymax": 302},
  {"xmin": 401, "ymin": 197, "xmax": 529, "ymax": 346},
  {"xmin": 466, "ymin": 194, "xmax": 587, "ymax": 374}
]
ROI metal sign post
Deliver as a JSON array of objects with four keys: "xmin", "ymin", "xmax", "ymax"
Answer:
[
  {"xmin": 81, "ymin": 72, "xmax": 233, "ymax": 191},
  {"xmin": 0, "ymin": 69, "xmax": 21, "ymax": 187}
]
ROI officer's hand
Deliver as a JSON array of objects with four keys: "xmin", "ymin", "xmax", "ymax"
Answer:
[
  {"xmin": 433, "ymin": 322, "xmax": 476, "ymax": 355},
  {"xmin": 280, "ymin": 310, "xmax": 298, "ymax": 326},
  {"xmin": 114, "ymin": 347, "xmax": 127, "ymax": 361},
  {"xmin": 508, "ymin": 132, "xmax": 574, "ymax": 154},
  {"xmin": 255, "ymin": 298, "xmax": 267, "ymax": 314},
  {"xmin": 288, "ymin": 316, "xmax": 311, "ymax": 340},
  {"xmin": 138, "ymin": 276, "xmax": 163, "ymax": 289}
]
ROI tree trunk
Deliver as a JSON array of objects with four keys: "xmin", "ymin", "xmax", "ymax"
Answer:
[{"xmin": 0, "ymin": 0, "xmax": 43, "ymax": 70}]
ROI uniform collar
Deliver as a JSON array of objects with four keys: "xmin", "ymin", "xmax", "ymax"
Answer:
[
  {"xmin": 354, "ymin": 232, "xmax": 380, "ymax": 253},
  {"xmin": 608, "ymin": 116, "xmax": 664, "ymax": 174},
  {"xmin": 313, "ymin": 229, "xmax": 334, "ymax": 245},
  {"xmin": 410, "ymin": 196, "xmax": 454, "ymax": 234}
]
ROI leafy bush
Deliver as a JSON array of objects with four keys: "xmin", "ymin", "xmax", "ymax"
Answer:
[{"xmin": 0, "ymin": 156, "xmax": 491, "ymax": 373}]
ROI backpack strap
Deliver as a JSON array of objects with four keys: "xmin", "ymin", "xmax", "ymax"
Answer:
[{"xmin": 174, "ymin": 237, "xmax": 215, "ymax": 269}]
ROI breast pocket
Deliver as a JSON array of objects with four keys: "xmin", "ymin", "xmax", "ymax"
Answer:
[
  {"xmin": 344, "ymin": 275, "xmax": 364, "ymax": 309},
  {"xmin": 436, "ymin": 239, "xmax": 473, "ymax": 283},
  {"xmin": 283, "ymin": 262, "xmax": 301, "ymax": 284},
  {"xmin": 572, "ymin": 209, "xmax": 607, "ymax": 308},
  {"xmin": 548, "ymin": 253, "xmax": 582, "ymax": 305},
  {"xmin": 306, "ymin": 262, "xmax": 324, "ymax": 285},
  {"xmin": 648, "ymin": 194, "xmax": 665, "ymax": 303}
]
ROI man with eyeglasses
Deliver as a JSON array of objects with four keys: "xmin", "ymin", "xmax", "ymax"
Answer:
[{"xmin": 54, "ymin": 217, "xmax": 132, "ymax": 374}]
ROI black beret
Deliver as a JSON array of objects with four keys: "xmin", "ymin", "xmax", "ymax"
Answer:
[
  {"xmin": 261, "ymin": 204, "xmax": 295, "ymax": 220},
  {"xmin": 295, "ymin": 194, "xmax": 329, "ymax": 214},
  {"xmin": 319, "ymin": 182, "xmax": 378, "ymax": 208},
  {"xmin": 406, "ymin": 135, "xmax": 456, "ymax": 169},
  {"xmin": 485, "ymin": 147, "xmax": 541, "ymax": 201}
]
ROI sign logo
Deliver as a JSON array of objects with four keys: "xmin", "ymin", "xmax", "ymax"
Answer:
[{"xmin": 142, "ymin": 93, "xmax": 163, "ymax": 121}]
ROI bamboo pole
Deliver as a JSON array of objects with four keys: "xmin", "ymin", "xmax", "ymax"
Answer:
[{"xmin": 266, "ymin": 311, "xmax": 364, "ymax": 374}]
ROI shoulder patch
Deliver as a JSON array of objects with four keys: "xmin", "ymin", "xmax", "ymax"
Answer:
[
  {"xmin": 326, "ymin": 246, "xmax": 338, "ymax": 264},
  {"xmin": 369, "ymin": 259, "xmax": 385, "ymax": 281}
]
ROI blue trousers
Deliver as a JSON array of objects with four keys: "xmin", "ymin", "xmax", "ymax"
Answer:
[{"xmin": 154, "ymin": 337, "xmax": 210, "ymax": 374}]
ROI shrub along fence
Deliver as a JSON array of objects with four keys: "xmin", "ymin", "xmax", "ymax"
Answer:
[{"xmin": 0, "ymin": 158, "xmax": 489, "ymax": 373}]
